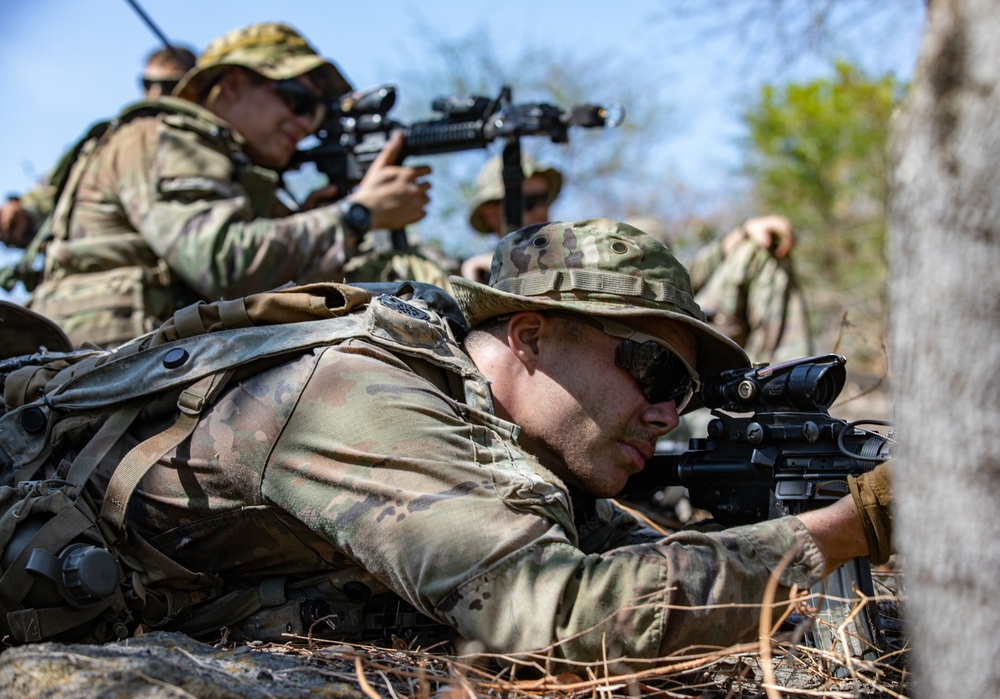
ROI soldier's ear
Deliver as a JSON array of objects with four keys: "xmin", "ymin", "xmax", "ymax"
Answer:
[
  {"xmin": 507, "ymin": 312, "xmax": 544, "ymax": 367},
  {"xmin": 218, "ymin": 67, "xmax": 252, "ymax": 101}
]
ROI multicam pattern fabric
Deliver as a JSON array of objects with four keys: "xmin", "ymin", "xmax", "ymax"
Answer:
[
  {"xmin": 689, "ymin": 237, "xmax": 813, "ymax": 364},
  {"xmin": 343, "ymin": 235, "xmax": 455, "ymax": 294},
  {"xmin": 175, "ymin": 22, "xmax": 352, "ymax": 102},
  {"xmin": 12, "ymin": 182, "xmax": 55, "ymax": 236},
  {"xmin": 29, "ymin": 98, "xmax": 359, "ymax": 348},
  {"xmin": 118, "ymin": 294, "xmax": 824, "ymax": 661},
  {"xmin": 449, "ymin": 219, "xmax": 751, "ymax": 379}
]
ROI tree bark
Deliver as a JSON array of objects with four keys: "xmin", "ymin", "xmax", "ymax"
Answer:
[{"xmin": 889, "ymin": 0, "xmax": 1000, "ymax": 696}]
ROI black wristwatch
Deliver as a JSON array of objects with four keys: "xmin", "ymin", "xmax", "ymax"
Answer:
[{"xmin": 338, "ymin": 199, "xmax": 372, "ymax": 235}]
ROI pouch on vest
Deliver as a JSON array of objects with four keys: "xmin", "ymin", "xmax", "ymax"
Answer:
[
  {"xmin": 27, "ymin": 98, "xmax": 239, "ymax": 350},
  {"xmin": 30, "ymin": 257, "xmax": 180, "ymax": 350}
]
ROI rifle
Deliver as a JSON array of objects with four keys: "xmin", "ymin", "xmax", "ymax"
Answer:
[
  {"xmin": 287, "ymin": 85, "xmax": 624, "ymax": 250},
  {"xmin": 624, "ymin": 353, "xmax": 892, "ymax": 524},
  {"xmin": 623, "ymin": 354, "xmax": 894, "ymax": 662}
]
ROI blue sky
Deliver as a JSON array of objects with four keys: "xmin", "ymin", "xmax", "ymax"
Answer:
[{"xmin": 0, "ymin": 1, "xmax": 925, "ymax": 300}]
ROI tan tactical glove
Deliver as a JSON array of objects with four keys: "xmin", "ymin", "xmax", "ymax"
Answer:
[{"xmin": 847, "ymin": 462, "xmax": 894, "ymax": 565}]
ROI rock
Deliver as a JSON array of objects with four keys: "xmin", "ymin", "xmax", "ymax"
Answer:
[{"xmin": 0, "ymin": 631, "xmax": 364, "ymax": 698}]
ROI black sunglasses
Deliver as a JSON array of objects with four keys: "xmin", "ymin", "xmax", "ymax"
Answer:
[
  {"xmin": 545, "ymin": 312, "xmax": 698, "ymax": 410},
  {"xmin": 523, "ymin": 191, "xmax": 551, "ymax": 211},
  {"xmin": 140, "ymin": 78, "xmax": 180, "ymax": 94},
  {"xmin": 269, "ymin": 79, "xmax": 326, "ymax": 129}
]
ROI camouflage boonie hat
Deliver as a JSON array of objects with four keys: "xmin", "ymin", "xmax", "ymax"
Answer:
[
  {"xmin": 175, "ymin": 23, "xmax": 352, "ymax": 102},
  {"xmin": 0, "ymin": 300, "xmax": 73, "ymax": 359},
  {"xmin": 469, "ymin": 155, "xmax": 564, "ymax": 233},
  {"xmin": 449, "ymin": 218, "xmax": 750, "ymax": 378}
]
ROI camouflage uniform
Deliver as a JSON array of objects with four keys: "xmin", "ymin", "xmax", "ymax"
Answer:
[
  {"xmin": 27, "ymin": 24, "xmax": 443, "ymax": 349},
  {"xmin": 688, "ymin": 234, "xmax": 812, "ymax": 365},
  {"xmin": 6, "ymin": 184, "xmax": 55, "ymax": 243},
  {"xmin": 115, "ymin": 219, "xmax": 824, "ymax": 662},
  {"xmin": 30, "ymin": 95, "xmax": 358, "ymax": 348}
]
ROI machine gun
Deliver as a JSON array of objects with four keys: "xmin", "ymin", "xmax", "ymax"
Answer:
[
  {"xmin": 287, "ymin": 85, "xmax": 624, "ymax": 249},
  {"xmin": 624, "ymin": 353, "xmax": 892, "ymax": 524},
  {"xmin": 623, "ymin": 354, "xmax": 894, "ymax": 662}
]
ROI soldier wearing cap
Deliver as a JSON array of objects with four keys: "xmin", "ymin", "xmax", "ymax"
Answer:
[
  {"xmin": 110, "ymin": 218, "xmax": 892, "ymax": 661},
  {"xmin": 26, "ymin": 23, "xmax": 431, "ymax": 349},
  {"xmin": 460, "ymin": 154, "xmax": 563, "ymax": 284}
]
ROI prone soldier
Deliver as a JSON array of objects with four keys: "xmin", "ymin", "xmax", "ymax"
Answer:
[{"xmin": 1, "ymin": 218, "xmax": 894, "ymax": 660}]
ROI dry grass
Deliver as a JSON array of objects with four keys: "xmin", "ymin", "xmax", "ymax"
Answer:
[{"xmin": 242, "ymin": 573, "xmax": 908, "ymax": 699}]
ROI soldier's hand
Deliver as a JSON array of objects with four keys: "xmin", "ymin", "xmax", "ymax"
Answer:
[
  {"xmin": 350, "ymin": 130, "xmax": 431, "ymax": 230},
  {"xmin": 0, "ymin": 198, "xmax": 31, "ymax": 248},
  {"xmin": 301, "ymin": 184, "xmax": 339, "ymax": 211},
  {"xmin": 847, "ymin": 462, "xmax": 894, "ymax": 565},
  {"xmin": 744, "ymin": 215, "xmax": 795, "ymax": 259},
  {"xmin": 460, "ymin": 252, "xmax": 494, "ymax": 285},
  {"xmin": 723, "ymin": 215, "xmax": 795, "ymax": 259}
]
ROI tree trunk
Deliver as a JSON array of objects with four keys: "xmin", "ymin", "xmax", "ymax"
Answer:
[{"xmin": 889, "ymin": 0, "xmax": 1000, "ymax": 696}]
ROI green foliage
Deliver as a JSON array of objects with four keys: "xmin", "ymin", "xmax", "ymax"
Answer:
[{"xmin": 741, "ymin": 61, "xmax": 907, "ymax": 364}]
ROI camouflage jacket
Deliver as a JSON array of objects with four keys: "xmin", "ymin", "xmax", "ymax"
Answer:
[
  {"xmin": 28, "ymin": 97, "xmax": 360, "ymax": 347},
  {"xmin": 689, "ymin": 237, "xmax": 813, "ymax": 365},
  {"xmin": 123, "ymin": 294, "xmax": 825, "ymax": 662}
]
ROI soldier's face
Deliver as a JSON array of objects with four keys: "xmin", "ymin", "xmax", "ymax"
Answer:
[
  {"xmin": 511, "ymin": 314, "xmax": 694, "ymax": 497},
  {"xmin": 217, "ymin": 70, "xmax": 323, "ymax": 170},
  {"xmin": 521, "ymin": 174, "xmax": 554, "ymax": 227},
  {"xmin": 480, "ymin": 174, "xmax": 554, "ymax": 235}
]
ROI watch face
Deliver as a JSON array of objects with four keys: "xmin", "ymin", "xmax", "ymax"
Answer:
[{"xmin": 344, "ymin": 201, "xmax": 372, "ymax": 232}]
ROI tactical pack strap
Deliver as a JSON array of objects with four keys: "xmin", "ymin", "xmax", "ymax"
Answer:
[
  {"xmin": 45, "ymin": 126, "xmax": 117, "ymax": 252},
  {"xmin": 173, "ymin": 303, "xmax": 209, "ymax": 339},
  {"xmin": 100, "ymin": 370, "xmax": 234, "ymax": 534},
  {"xmin": 167, "ymin": 576, "xmax": 287, "ymax": 637},
  {"xmin": 7, "ymin": 592, "xmax": 123, "ymax": 643},
  {"xmin": 63, "ymin": 400, "xmax": 145, "ymax": 488},
  {"xmin": 218, "ymin": 298, "xmax": 252, "ymax": 329}
]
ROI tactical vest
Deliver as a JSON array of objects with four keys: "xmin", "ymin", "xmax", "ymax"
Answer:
[
  {"xmin": 0, "ymin": 281, "xmax": 480, "ymax": 645},
  {"xmin": 27, "ymin": 97, "xmax": 281, "ymax": 349}
]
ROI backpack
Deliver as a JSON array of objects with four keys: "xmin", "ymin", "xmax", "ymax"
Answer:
[{"xmin": 0, "ymin": 281, "xmax": 469, "ymax": 645}]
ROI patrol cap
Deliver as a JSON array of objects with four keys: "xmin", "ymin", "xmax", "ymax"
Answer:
[
  {"xmin": 449, "ymin": 218, "xmax": 750, "ymax": 378},
  {"xmin": 0, "ymin": 300, "xmax": 73, "ymax": 360},
  {"xmin": 175, "ymin": 23, "xmax": 352, "ymax": 102},
  {"xmin": 468, "ymin": 155, "xmax": 563, "ymax": 233}
]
